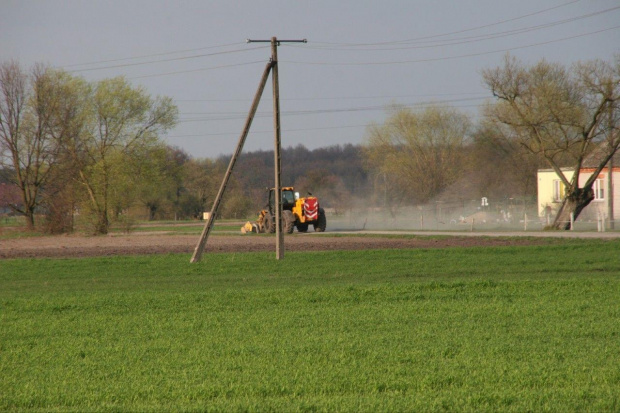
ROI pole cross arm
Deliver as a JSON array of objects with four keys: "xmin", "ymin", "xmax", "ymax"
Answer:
[{"xmin": 247, "ymin": 39, "xmax": 307, "ymax": 45}]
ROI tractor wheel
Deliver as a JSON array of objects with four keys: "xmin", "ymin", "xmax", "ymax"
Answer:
[
  {"xmin": 264, "ymin": 212, "xmax": 275, "ymax": 233},
  {"xmin": 314, "ymin": 208, "xmax": 327, "ymax": 232},
  {"xmin": 296, "ymin": 223, "xmax": 309, "ymax": 233},
  {"xmin": 283, "ymin": 210, "xmax": 295, "ymax": 234}
]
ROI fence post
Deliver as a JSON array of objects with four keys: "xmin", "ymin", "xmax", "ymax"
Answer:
[
  {"xmin": 470, "ymin": 218, "xmax": 474, "ymax": 232},
  {"xmin": 524, "ymin": 213, "xmax": 528, "ymax": 231},
  {"xmin": 570, "ymin": 213, "xmax": 574, "ymax": 231}
]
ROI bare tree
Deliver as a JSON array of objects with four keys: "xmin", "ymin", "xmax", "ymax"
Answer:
[
  {"xmin": 0, "ymin": 62, "xmax": 78, "ymax": 229},
  {"xmin": 483, "ymin": 55, "xmax": 620, "ymax": 229}
]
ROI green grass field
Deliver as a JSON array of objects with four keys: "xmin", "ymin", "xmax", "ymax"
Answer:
[{"xmin": 1, "ymin": 239, "xmax": 619, "ymax": 412}]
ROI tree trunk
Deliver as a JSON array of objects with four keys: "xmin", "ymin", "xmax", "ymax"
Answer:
[
  {"xmin": 94, "ymin": 211, "xmax": 109, "ymax": 235},
  {"xmin": 148, "ymin": 203, "xmax": 157, "ymax": 221},
  {"xmin": 552, "ymin": 187, "xmax": 594, "ymax": 230},
  {"xmin": 18, "ymin": 188, "xmax": 37, "ymax": 230},
  {"xmin": 24, "ymin": 208, "xmax": 35, "ymax": 231}
]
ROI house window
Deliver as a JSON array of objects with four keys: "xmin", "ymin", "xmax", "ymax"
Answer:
[
  {"xmin": 553, "ymin": 180, "xmax": 564, "ymax": 202},
  {"xmin": 593, "ymin": 178, "xmax": 604, "ymax": 201}
]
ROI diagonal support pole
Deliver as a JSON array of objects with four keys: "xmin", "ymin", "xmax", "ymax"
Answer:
[{"xmin": 190, "ymin": 61, "xmax": 273, "ymax": 263}]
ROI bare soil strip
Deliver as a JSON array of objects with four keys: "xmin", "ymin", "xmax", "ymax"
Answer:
[{"xmin": 0, "ymin": 233, "xmax": 554, "ymax": 259}]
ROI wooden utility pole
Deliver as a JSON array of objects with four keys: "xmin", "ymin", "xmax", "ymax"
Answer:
[
  {"xmin": 247, "ymin": 37, "xmax": 306, "ymax": 260},
  {"xmin": 271, "ymin": 38, "xmax": 284, "ymax": 259},
  {"xmin": 191, "ymin": 37, "xmax": 306, "ymax": 263}
]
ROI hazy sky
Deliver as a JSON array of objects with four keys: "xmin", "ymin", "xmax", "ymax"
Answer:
[{"xmin": 2, "ymin": 0, "xmax": 619, "ymax": 159}]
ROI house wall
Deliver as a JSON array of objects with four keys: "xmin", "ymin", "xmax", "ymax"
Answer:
[
  {"xmin": 537, "ymin": 169, "xmax": 573, "ymax": 217},
  {"xmin": 537, "ymin": 167, "xmax": 620, "ymax": 221}
]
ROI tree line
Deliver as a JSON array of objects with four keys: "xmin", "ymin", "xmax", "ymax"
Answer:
[
  {"xmin": 1, "ymin": 55, "xmax": 618, "ymax": 232},
  {"xmin": 0, "ymin": 62, "xmax": 177, "ymax": 234}
]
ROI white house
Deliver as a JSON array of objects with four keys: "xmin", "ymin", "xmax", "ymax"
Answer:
[{"xmin": 537, "ymin": 151, "xmax": 620, "ymax": 223}]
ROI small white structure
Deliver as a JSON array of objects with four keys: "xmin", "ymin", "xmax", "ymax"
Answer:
[{"xmin": 537, "ymin": 151, "xmax": 620, "ymax": 223}]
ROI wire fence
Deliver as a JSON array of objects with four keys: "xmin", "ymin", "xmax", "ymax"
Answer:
[
  {"xmin": 329, "ymin": 197, "xmax": 620, "ymax": 233},
  {"xmin": 2, "ymin": 197, "xmax": 618, "ymax": 234}
]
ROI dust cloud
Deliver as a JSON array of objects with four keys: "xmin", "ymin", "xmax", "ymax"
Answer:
[{"xmin": 326, "ymin": 198, "xmax": 540, "ymax": 232}]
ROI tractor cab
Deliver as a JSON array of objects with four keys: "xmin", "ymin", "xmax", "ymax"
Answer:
[{"xmin": 268, "ymin": 187, "xmax": 297, "ymax": 214}]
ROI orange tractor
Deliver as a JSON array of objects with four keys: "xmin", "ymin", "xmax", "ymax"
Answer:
[{"xmin": 242, "ymin": 187, "xmax": 326, "ymax": 234}]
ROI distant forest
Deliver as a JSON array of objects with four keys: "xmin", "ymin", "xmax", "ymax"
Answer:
[
  {"xmin": 234, "ymin": 144, "xmax": 368, "ymax": 194},
  {"xmin": 220, "ymin": 144, "xmax": 369, "ymax": 213}
]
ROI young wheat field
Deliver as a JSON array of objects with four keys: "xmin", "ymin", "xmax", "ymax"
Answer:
[{"xmin": 1, "ymin": 238, "xmax": 619, "ymax": 411}]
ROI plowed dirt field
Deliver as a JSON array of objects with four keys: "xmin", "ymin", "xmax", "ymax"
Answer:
[{"xmin": 0, "ymin": 233, "xmax": 549, "ymax": 259}]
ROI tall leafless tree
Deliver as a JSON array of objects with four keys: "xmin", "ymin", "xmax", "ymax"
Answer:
[{"xmin": 0, "ymin": 62, "xmax": 76, "ymax": 229}]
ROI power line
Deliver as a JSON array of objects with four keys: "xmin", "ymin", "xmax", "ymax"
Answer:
[
  {"xmin": 304, "ymin": 0, "xmax": 583, "ymax": 48},
  {"xmin": 63, "ymin": 42, "xmax": 244, "ymax": 68},
  {"xmin": 67, "ymin": 6, "xmax": 616, "ymax": 81},
  {"xmin": 283, "ymin": 25, "xmax": 620, "ymax": 66},
  {"xmin": 59, "ymin": 2, "xmax": 582, "ymax": 68},
  {"xmin": 167, "ymin": 101, "xmax": 482, "ymax": 139},
  {"xmin": 69, "ymin": 46, "xmax": 268, "ymax": 73},
  {"xmin": 128, "ymin": 60, "xmax": 266, "ymax": 80},
  {"xmin": 175, "ymin": 92, "xmax": 488, "ymax": 103},
  {"xmin": 293, "ymin": 6, "xmax": 619, "ymax": 52},
  {"xmin": 175, "ymin": 97, "xmax": 487, "ymax": 123},
  {"xmin": 166, "ymin": 124, "xmax": 369, "ymax": 139}
]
